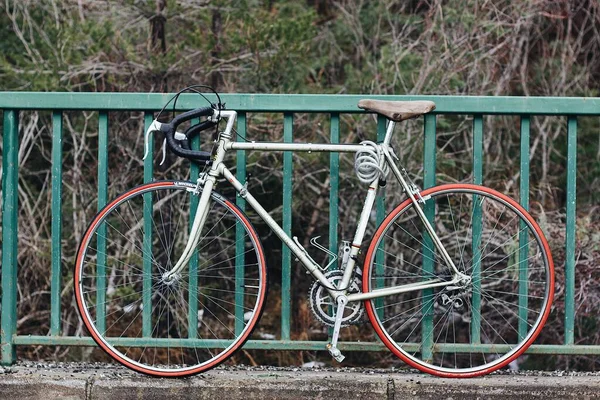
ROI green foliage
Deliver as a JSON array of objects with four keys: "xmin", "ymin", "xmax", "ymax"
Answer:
[{"xmin": 227, "ymin": 1, "xmax": 317, "ymax": 92}]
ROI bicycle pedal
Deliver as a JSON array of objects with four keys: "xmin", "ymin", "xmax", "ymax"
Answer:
[{"xmin": 326, "ymin": 344, "xmax": 345, "ymax": 362}]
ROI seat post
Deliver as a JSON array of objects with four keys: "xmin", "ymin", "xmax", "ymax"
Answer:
[{"xmin": 383, "ymin": 120, "xmax": 396, "ymax": 145}]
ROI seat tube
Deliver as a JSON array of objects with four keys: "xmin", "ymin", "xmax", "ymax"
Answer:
[{"xmin": 340, "ymin": 179, "xmax": 379, "ymax": 290}]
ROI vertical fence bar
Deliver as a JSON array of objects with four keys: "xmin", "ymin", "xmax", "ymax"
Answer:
[
  {"xmin": 471, "ymin": 115, "xmax": 483, "ymax": 344},
  {"xmin": 564, "ymin": 116, "xmax": 577, "ymax": 345},
  {"xmin": 518, "ymin": 116, "xmax": 531, "ymax": 341},
  {"xmin": 96, "ymin": 111, "xmax": 109, "ymax": 335},
  {"xmin": 1, "ymin": 110, "xmax": 19, "ymax": 365},
  {"xmin": 50, "ymin": 112, "xmax": 63, "ymax": 336},
  {"xmin": 188, "ymin": 118, "xmax": 201, "ymax": 339},
  {"xmin": 235, "ymin": 112, "xmax": 248, "ymax": 335},
  {"xmin": 281, "ymin": 112, "xmax": 293, "ymax": 340},
  {"xmin": 375, "ymin": 116, "xmax": 387, "ymax": 319},
  {"xmin": 421, "ymin": 113, "xmax": 437, "ymax": 362},
  {"xmin": 327, "ymin": 113, "xmax": 340, "ymax": 339},
  {"xmin": 142, "ymin": 112, "xmax": 154, "ymax": 338},
  {"xmin": 472, "ymin": 116, "xmax": 483, "ymax": 184},
  {"xmin": 329, "ymin": 113, "xmax": 340, "ymax": 269}
]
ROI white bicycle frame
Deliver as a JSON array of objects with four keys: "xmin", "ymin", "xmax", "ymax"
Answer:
[
  {"xmin": 146, "ymin": 109, "xmax": 468, "ymax": 301},
  {"xmin": 146, "ymin": 109, "xmax": 470, "ymax": 359}
]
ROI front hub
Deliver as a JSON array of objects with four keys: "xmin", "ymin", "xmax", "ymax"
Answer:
[{"xmin": 158, "ymin": 272, "xmax": 181, "ymax": 293}]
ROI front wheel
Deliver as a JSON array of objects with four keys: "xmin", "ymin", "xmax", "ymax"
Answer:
[
  {"xmin": 363, "ymin": 184, "xmax": 554, "ymax": 378},
  {"xmin": 74, "ymin": 180, "xmax": 267, "ymax": 377}
]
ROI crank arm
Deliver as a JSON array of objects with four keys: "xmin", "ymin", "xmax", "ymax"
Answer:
[{"xmin": 326, "ymin": 295, "xmax": 347, "ymax": 362}]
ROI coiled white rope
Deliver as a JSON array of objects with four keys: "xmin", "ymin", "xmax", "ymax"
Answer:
[{"xmin": 354, "ymin": 141, "xmax": 389, "ymax": 184}]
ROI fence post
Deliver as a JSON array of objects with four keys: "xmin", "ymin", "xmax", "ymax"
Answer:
[
  {"xmin": 471, "ymin": 114, "xmax": 484, "ymax": 344},
  {"xmin": 518, "ymin": 116, "xmax": 531, "ymax": 341},
  {"xmin": 235, "ymin": 112, "xmax": 248, "ymax": 335},
  {"xmin": 1, "ymin": 110, "xmax": 19, "ymax": 365},
  {"xmin": 95, "ymin": 112, "xmax": 109, "ymax": 335},
  {"xmin": 281, "ymin": 112, "xmax": 293, "ymax": 340},
  {"xmin": 421, "ymin": 113, "xmax": 437, "ymax": 362},
  {"xmin": 374, "ymin": 116, "xmax": 387, "ymax": 318},
  {"xmin": 50, "ymin": 111, "xmax": 63, "ymax": 336},
  {"xmin": 564, "ymin": 117, "xmax": 577, "ymax": 344},
  {"xmin": 143, "ymin": 112, "xmax": 154, "ymax": 338}
]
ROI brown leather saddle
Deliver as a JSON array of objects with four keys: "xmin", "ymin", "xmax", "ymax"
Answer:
[{"xmin": 358, "ymin": 99, "xmax": 436, "ymax": 122}]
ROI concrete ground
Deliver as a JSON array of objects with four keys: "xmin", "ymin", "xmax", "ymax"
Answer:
[{"xmin": 1, "ymin": 362, "xmax": 599, "ymax": 400}]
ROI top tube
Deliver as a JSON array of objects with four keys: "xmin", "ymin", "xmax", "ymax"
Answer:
[{"xmin": 226, "ymin": 142, "xmax": 368, "ymax": 153}]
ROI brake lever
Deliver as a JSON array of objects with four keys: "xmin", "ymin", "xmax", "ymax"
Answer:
[
  {"xmin": 143, "ymin": 120, "xmax": 163, "ymax": 160},
  {"xmin": 160, "ymin": 131, "xmax": 187, "ymax": 166},
  {"xmin": 160, "ymin": 138, "xmax": 167, "ymax": 165},
  {"xmin": 144, "ymin": 119, "xmax": 187, "ymax": 165}
]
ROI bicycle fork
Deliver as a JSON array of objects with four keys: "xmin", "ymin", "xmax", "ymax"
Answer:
[
  {"xmin": 161, "ymin": 135, "xmax": 232, "ymax": 282},
  {"xmin": 160, "ymin": 110, "xmax": 239, "ymax": 282},
  {"xmin": 161, "ymin": 172, "xmax": 217, "ymax": 283}
]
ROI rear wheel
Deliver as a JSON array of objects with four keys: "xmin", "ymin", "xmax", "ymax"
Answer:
[
  {"xmin": 75, "ymin": 181, "xmax": 267, "ymax": 377},
  {"xmin": 363, "ymin": 184, "xmax": 554, "ymax": 378}
]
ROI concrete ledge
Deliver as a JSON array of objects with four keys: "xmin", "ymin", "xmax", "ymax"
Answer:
[{"xmin": 1, "ymin": 363, "xmax": 599, "ymax": 400}]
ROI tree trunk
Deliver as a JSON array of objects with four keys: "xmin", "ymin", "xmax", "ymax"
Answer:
[
  {"xmin": 210, "ymin": 7, "xmax": 223, "ymax": 89},
  {"xmin": 150, "ymin": 0, "xmax": 168, "ymax": 91}
]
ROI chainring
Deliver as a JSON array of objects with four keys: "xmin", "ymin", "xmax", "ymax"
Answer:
[{"xmin": 309, "ymin": 270, "xmax": 365, "ymax": 327}]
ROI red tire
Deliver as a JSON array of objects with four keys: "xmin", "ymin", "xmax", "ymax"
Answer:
[
  {"xmin": 363, "ymin": 184, "xmax": 554, "ymax": 378},
  {"xmin": 75, "ymin": 181, "xmax": 267, "ymax": 377}
]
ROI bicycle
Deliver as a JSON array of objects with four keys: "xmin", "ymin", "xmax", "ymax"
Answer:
[{"xmin": 74, "ymin": 92, "xmax": 554, "ymax": 378}]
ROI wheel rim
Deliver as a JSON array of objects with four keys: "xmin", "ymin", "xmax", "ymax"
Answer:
[
  {"xmin": 75, "ymin": 181, "xmax": 266, "ymax": 376},
  {"xmin": 364, "ymin": 184, "xmax": 554, "ymax": 377}
]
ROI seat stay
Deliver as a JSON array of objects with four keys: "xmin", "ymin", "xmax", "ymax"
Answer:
[{"xmin": 381, "ymin": 144, "xmax": 462, "ymax": 277}]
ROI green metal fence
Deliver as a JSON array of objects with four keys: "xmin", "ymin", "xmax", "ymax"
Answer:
[{"xmin": 1, "ymin": 93, "xmax": 599, "ymax": 365}]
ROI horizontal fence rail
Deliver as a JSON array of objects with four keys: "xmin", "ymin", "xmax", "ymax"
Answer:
[{"xmin": 0, "ymin": 92, "xmax": 598, "ymax": 366}]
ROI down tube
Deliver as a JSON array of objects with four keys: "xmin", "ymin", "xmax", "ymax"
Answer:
[{"xmin": 220, "ymin": 166, "xmax": 334, "ymax": 291}]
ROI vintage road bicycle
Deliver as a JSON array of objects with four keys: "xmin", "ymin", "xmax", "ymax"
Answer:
[{"xmin": 74, "ymin": 94, "xmax": 554, "ymax": 378}]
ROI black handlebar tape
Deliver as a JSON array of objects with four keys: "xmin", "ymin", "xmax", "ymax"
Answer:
[
  {"xmin": 159, "ymin": 106, "xmax": 216, "ymax": 162},
  {"xmin": 180, "ymin": 139, "xmax": 191, "ymax": 151},
  {"xmin": 160, "ymin": 122, "xmax": 211, "ymax": 162},
  {"xmin": 184, "ymin": 119, "xmax": 218, "ymax": 140},
  {"xmin": 171, "ymin": 106, "xmax": 215, "ymax": 128}
]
